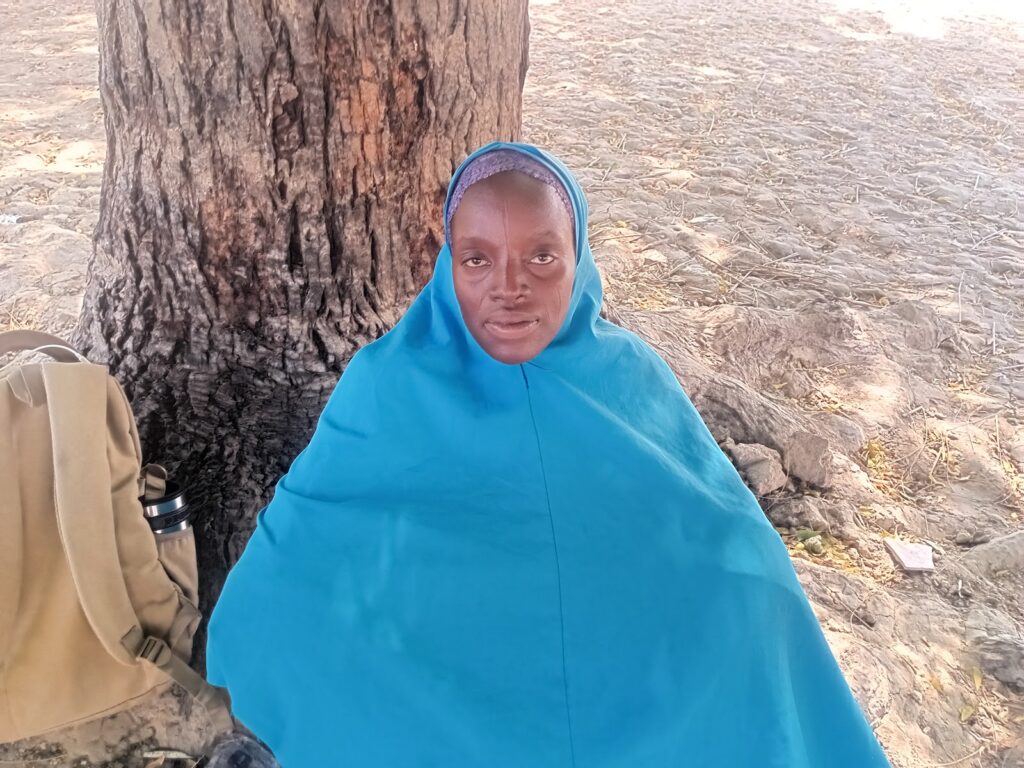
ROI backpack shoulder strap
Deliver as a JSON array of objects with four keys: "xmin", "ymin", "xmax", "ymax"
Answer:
[
  {"xmin": 43, "ymin": 361, "xmax": 141, "ymax": 665},
  {"xmin": 41, "ymin": 361, "xmax": 233, "ymax": 732}
]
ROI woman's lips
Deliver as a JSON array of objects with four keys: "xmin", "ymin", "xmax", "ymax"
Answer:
[{"xmin": 484, "ymin": 318, "xmax": 540, "ymax": 339}]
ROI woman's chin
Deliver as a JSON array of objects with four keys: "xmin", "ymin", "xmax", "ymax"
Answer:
[
  {"xmin": 485, "ymin": 344, "xmax": 536, "ymax": 365},
  {"xmin": 478, "ymin": 332, "xmax": 548, "ymax": 366}
]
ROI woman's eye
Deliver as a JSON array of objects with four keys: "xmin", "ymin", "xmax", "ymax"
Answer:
[
  {"xmin": 464, "ymin": 256, "xmax": 488, "ymax": 267},
  {"xmin": 532, "ymin": 253, "xmax": 555, "ymax": 265}
]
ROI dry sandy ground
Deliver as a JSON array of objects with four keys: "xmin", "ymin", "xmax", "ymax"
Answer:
[
  {"xmin": 1, "ymin": 0, "xmax": 1023, "ymax": 766},
  {"xmin": 0, "ymin": 3, "xmax": 100, "ymax": 339}
]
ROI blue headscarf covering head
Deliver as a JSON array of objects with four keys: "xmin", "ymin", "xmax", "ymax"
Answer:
[{"xmin": 207, "ymin": 142, "xmax": 892, "ymax": 767}]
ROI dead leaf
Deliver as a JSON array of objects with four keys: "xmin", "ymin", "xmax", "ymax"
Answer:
[
  {"xmin": 960, "ymin": 703, "xmax": 976, "ymax": 722},
  {"xmin": 972, "ymin": 667, "xmax": 983, "ymax": 691}
]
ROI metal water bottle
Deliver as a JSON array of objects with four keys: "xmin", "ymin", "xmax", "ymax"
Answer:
[{"xmin": 139, "ymin": 465, "xmax": 192, "ymax": 535}]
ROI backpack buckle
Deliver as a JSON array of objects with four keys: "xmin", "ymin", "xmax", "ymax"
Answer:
[{"xmin": 138, "ymin": 635, "xmax": 173, "ymax": 666}]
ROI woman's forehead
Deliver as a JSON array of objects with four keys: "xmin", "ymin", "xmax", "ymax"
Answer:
[
  {"xmin": 446, "ymin": 155, "xmax": 577, "ymax": 241},
  {"xmin": 452, "ymin": 174, "xmax": 572, "ymax": 225}
]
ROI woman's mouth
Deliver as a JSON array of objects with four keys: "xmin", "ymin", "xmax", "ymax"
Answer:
[{"xmin": 484, "ymin": 318, "xmax": 540, "ymax": 339}]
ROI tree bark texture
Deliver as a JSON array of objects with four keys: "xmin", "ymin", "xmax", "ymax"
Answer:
[{"xmin": 79, "ymin": 0, "xmax": 530, "ymax": 658}]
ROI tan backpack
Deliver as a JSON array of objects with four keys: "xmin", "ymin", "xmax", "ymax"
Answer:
[{"xmin": 0, "ymin": 330, "xmax": 233, "ymax": 743}]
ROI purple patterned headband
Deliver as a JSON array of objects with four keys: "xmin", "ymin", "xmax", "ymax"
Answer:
[{"xmin": 445, "ymin": 149, "xmax": 575, "ymax": 242}]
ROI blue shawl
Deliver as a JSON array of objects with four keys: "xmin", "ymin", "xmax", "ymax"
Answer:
[{"xmin": 206, "ymin": 141, "xmax": 891, "ymax": 767}]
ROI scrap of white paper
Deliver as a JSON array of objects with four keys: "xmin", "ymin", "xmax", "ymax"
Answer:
[{"xmin": 883, "ymin": 538, "xmax": 935, "ymax": 573}]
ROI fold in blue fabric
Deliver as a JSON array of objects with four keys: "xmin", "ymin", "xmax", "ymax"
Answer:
[{"xmin": 206, "ymin": 141, "xmax": 892, "ymax": 767}]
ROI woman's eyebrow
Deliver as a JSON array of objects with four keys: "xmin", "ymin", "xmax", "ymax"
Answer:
[
  {"xmin": 529, "ymin": 229, "xmax": 568, "ymax": 241},
  {"xmin": 454, "ymin": 229, "xmax": 570, "ymax": 247},
  {"xmin": 453, "ymin": 234, "xmax": 498, "ymax": 247}
]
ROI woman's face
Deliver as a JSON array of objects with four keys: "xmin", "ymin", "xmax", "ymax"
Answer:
[{"xmin": 450, "ymin": 172, "xmax": 576, "ymax": 365}]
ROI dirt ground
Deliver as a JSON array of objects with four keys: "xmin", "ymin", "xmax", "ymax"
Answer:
[{"xmin": 2, "ymin": 0, "xmax": 1023, "ymax": 766}]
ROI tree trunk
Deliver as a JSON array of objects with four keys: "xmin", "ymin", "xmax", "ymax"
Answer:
[{"xmin": 79, "ymin": 0, "xmax": 530, "ymax": 662}]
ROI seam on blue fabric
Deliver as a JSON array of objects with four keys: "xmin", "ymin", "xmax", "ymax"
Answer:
[{"xmin": 520, "ymin": 364, "xmax": 578, "ymax": 767}]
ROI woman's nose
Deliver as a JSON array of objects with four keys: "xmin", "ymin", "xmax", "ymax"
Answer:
[{"xmin": 491, "ymin": 257, "xmax": 526, "ymax": 300}]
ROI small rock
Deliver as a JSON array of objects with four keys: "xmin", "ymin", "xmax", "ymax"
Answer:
[
  {"xmin": 875, "ymin": 515, "xmax": 897, "ymax": 533},
  {"xmin": 804, "ymin": 535, "xmax": 826, "ymax": 555},
  {"xmin": 822, "ymin": 413, "xmax": 866, "ymax": 456},
  {"xmin": 763, "ymin": 496, "xmax": 829, "ymax": 530},
  {"xmin": 954, "ymin": 530, "xmax": 991, "ymax": 547},
  {"xmin": 857, "ymin": 607, "xmax": 877, "ymax": 627},
  {"xmin": 726, "ymin": 441, "xmax": 788, "ymax": 496},
  {"xmin": 782, "ymin": 431, "xmax": 832, "ymax": 488},
  {"xmin": 966, "ymin": 606, "xmax": 1024, "ymax": 689},
  {"xmin": 778, "ymin": 371, "xmax": 813, "ymax": 400}
]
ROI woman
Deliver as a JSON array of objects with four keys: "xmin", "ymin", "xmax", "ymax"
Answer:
[{"xmin": 206, "ymin": 142, "xmax": 891, "ymax": 767}]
